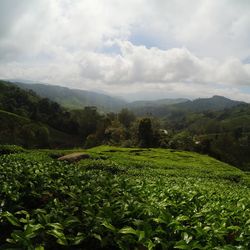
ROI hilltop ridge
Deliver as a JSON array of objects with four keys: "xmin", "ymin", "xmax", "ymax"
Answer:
[{"xmin": 6, "ymin": 80, "xmax": 245, "ymax": 114}]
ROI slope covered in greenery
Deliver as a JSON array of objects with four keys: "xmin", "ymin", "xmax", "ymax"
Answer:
[
  {"xmin": 131, "ymin": 95, "xmax": 244, "ymax": 117},
  {"xmin": 13, "ymin": 81, "xmax": 127, "ymax": 112},
  {"xmin": 0, "ymin": 110, "xmax": 80, "ymax": 148},
  {"xmin": 0, "ymin": 146, "xmax": 249, "ymax": 249},
  {"xmin": 163, "ymin": 103, "xmax": 250, "ymax": 170},
  {"xmin": 10, "ymin": 81, "xmax": 241, "ymax": 115},
  {"xmin": 127, "ymin": 98, "xmax": 188, "ymax": 109},
  {"xmin": 12, "ymin": 81, "xmax": 190, "ymax": 112},
  {"xmin": 1, "ymin": 79, "xmax": 250, "ymax": 170},
  {"xmin": 176, "ymin": 95, "xmax": 244, "ymax": 112},
  {"xmin": 0, "ymin": 80, "xmax": 83, "ymax": 147}
]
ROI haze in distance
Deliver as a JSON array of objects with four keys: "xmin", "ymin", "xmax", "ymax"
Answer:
[{"xmin": 0, "ymin": 0, "xmax": 250, "ymax": 101}]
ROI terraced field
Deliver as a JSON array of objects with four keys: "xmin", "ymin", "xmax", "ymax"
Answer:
[{"xmin": 0, "ymin": 145, "xmax": 249, "ymax": 249}]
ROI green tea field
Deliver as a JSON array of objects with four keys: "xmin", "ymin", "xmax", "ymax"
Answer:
[{"xmin": 0, "ymin": 145, "xmax": 250, "ymax": 249}]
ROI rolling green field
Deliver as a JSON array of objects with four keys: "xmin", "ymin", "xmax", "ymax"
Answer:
[{"xmin": 0, "ymin": 145, "xmax": 250, "ymax": 249}]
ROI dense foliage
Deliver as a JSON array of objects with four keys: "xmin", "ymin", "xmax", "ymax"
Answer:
[
  {"xmin": 14, "ymin": 81, "xmax": 127, "ymax": 112},
  {"xmin": 0, "ymin": 80, "xmax": 78, "ymax": 134},
  {"xmin": 1, "ymin": 80, "xmax": 250, "ymax": 170},
  {"xmin": 159, "ymin": 104, "xmax": 250, "ymax": 171},
  {"xmin": 0, "ymin": 146, "xmax": 249, "ymax": 249},
  {"xmin": 0, "ymin": 145, "xmax": 24, "ymax": 155}
]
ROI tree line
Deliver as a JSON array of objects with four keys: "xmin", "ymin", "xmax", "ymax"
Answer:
[{"xmin": 1, "ymin": 80, "xmax": 250, "ymax": 170}]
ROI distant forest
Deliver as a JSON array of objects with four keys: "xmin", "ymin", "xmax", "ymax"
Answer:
[{"xmin": 0, "ymin": 80, "xmax": 250, "ymax": 171}]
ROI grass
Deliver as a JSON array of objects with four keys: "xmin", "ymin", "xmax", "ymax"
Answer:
[{"xmin": 0, "ymin": 145, "xmax": 249, "ymax": 249}]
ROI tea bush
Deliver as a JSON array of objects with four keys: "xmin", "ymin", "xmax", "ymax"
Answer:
[{"xmin": 0, "ymin": 146, "xmax": 249, "ymax": 249}]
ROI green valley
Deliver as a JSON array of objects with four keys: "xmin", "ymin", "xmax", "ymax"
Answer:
[
  {"xmin": 1, "ymin": 80, "xmax": 250, "ymax": 249},
  {"xmin": 1, "ymin": 79, "xmax": 250, "ymax": 171}
]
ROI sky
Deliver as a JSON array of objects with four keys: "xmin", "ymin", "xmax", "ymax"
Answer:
[{"xmin": 0, "ymin": 0, "xmax": 250, "ymax": 101}]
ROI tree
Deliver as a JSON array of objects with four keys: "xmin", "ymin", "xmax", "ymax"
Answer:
[
  {"xmin": 169, "ymin": 131, "xmax": 194, "ymax": 151},
  {"xmin": 104, "ymin": 120, "xmax": 126, "ymax": 145},
  {"xmin": 72, "ymin": 106, "xmax": 103, "ymax": 140},
  {"xmin": 20, "ymin": 124, "xmax": 36, "ymax": 148},
  {"xmin": 118, "ymin": 109, "xmax": 135, "ymax": 128},
  {"xmin": 138, "ymin": 118, "xmax": 153, "ymax": 147},
  {"xmin": 36, "ymin": 126, "xmax": 50, "ymax": 148}
]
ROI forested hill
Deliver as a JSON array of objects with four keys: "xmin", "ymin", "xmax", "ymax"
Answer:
[
  {"xmin": 175, "ymin": 95, "xmax": 244, "ymax": 112},
  {"xmin": 0, "ymin": 80, "xmax": 82, "ymax": 147},
  {"xmin": 0, "ymin": 80, "xmax": 135, "ymax": 149},
  {"xmin": 7, "ymin": 81, "xmax": 244, "ymax": 116},
  {"xmin": 163, "ymin": 102, "xmax": 250, "ymax": 170},
  {"xmin": 127, "ymin": 98, "xmax": 189, "ymax": 108},
  {"xmin": 12, "ymin": 81, "xmax": 127, "ymax": 112},
  {"xmin": 130, "ymin": 95, "xmax": 244, "ymax": 117},
  {"xmin": 1, "ymin": 79, "xmax": 250, "ymax": 170},
  {"xmin": 12, "ymin": 81, "xmax": 189, "ymax": 112}
]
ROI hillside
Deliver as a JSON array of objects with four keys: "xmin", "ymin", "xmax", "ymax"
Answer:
[
  {"xmin": 176, "ymin": 95, "xmax": 244, "ymax": 112},
  {"xmin": 0, "ymin": 145, "xmax": 249, "ymax": 249},
  {"xmin": 12, "ymin": 81, "xmax": 190, "ymax": 112},
  {"xmin": 0, "ymin": 80, "xmax": 81, "ymax": 148},
  {"xmin": 7, "ymin": 81, "xmax": 244, "ymax": 116},
  {"xmin": 157, "ymin": 102, "xmax": 250, "ymax": 171},
  {"xmin": 186, "ymin": 103, "xmax": 250, "ymax": 133},
  {"xmin": 1, "ymin": 79, "xmax": 250, "ymax": 169},
  {"xmin": 0, "ymin": 109, "xmax": 80, "ymax": 148},
  {"xmin": 130, "ymin": 95, "xmax": 244, "ymax": 117},
  {"xmin": 12, "ymin": 81, "xmax": 127, "ymax": 112},
  {"xmin": 127, "ymin": 98, "xmax": 188, "ymax": 108}
]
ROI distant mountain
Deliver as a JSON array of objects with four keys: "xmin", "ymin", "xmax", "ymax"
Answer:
[
  {"xmin": 12, "ymin": 82, "xmax": 127, "ymax": 112},
  {"xmin": 175, "ymin": 95, "xmax": 244, "ymax": 112},
  {"xmin": 130, "ymin": 95, "xmax": 244, "ymax": 117},
  {"xmin": 5, "ymin": 80, "xmax": 245, "ymax": 115},
  {"xmin": 10, "ymin": 81, "xmax": 191, "ymax": 112},
  {"xmin": 127, "ymin": 98, "xmax": 189, "ymax": 108}
]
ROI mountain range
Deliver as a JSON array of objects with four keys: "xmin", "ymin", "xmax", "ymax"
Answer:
[
  {"xmin": 1, "ymin": 79, "xmax": 250, "ymax": 170},
  {"xmin": 12, "ymin": 81, "xmax": 127, "ymax": 112},
  {"xmin": 9, "ymin": 81, "xmax": 244, "ymax": 114}
]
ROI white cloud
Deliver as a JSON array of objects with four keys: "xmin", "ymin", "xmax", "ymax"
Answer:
[
  {"xmin": 1, "ymin": 41, "xmax": 250, "ymax": 86},
  {"xmin": 0, "ymin": 0, "xmax": 250, "ymax": 101},
  {"xmin": 0, "ymin": 0, "xmax": 144, "ymax": 60},
  {"xmin": 140, "ymin": 0, "xmax": 250, "ymax": 58},
  {"xmin": 75, "ymin": 41, "xmax": 250, "ymax": 86}
]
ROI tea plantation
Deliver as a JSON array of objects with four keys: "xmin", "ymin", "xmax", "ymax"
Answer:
[{"xmin": 0, "ymin": 145, "xmax": 250, "ymax": 249}]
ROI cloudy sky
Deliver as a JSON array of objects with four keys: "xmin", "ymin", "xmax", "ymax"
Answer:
[{"xmin": 1, "ymin": 0, "xmax": 250, "ymax": 101}]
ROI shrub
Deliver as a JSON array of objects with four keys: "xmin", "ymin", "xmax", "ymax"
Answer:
[{"xmin": 0, "ymin": 144, "xmax": 24, "ymax": 155}]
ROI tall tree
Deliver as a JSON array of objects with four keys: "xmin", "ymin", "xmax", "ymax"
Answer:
[
  {"xmin": 118, "ymin": 108, "xmax": 135, "ymax": 128},
  {"xmin": 138, "ymin": 118, "xmax": 153, "ymax": 147}
]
